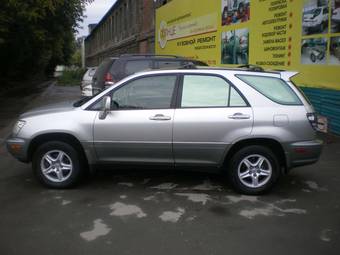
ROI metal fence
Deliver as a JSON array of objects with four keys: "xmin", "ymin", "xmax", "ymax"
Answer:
[{"xmin": 302, "ymin": 87, "xmax": 340, "ymax": 135}]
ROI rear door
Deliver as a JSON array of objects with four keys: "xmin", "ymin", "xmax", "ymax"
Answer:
[{"xmin": 173, "ymin": 74, "xmax": 253, "ymax": 166}]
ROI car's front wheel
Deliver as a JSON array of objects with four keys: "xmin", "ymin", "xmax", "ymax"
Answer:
[
  {"xmin": 33, "ymin": 141, "xmax": 83, "ymax": 188},
  {"xmin": 228, "ymin": 145, "xmax": 280, "ymax": 195}
]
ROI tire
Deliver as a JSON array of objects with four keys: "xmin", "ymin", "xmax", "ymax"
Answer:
[
  {"xmin": 311, "ymin": 53, "xmax": 316, "ymax": 63},
  {"xmin": 32, "ymin": 141, "xmax": 83, "ymax": 188},
  {"xmin": 227, "ymin": 145, "xmax": 280, "ymax": 195}
]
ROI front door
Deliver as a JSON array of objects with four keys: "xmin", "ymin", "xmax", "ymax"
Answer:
[{"xmin": 93, "ymin": 74, "xmax": 178, "ymax": 164}]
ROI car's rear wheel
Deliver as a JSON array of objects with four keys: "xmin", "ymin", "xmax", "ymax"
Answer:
[
  {"xmin": 33, "ymin": 141, "xmax": 83, "ymax": 188},
  {"xmin": 227, "ymin": 145, "xmax": 280, "ymax": 195}
]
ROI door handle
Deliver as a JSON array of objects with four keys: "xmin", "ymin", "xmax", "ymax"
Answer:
[
  {"xmin": 228, "ymin": 113, "xmax": 251, "ymax": 120},
  {"xmin": 149, "ymin": 114, "xmax": 171, "ymax": 121}
]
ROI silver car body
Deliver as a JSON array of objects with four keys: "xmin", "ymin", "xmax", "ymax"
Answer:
[{"xmin": 7, "ymin": 69, "xmax": 322, "ymax": 171}]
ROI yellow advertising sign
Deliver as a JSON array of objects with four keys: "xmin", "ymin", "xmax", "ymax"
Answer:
[
  {"xmin": 155, "ymin": 0, "xmax": 340, "ymax": 90},
  {"xmin": 158, "ymin": 13, "xmax": 217, "ymax": 48}
]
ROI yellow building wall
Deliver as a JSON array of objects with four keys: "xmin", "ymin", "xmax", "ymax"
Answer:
[{"xmin": 156, "ymin": 0, "xmax": 340, "ymax": 90}]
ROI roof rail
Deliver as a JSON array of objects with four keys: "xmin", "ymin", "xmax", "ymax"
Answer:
[
  {"xmin": 119, "ymin": 54, "xmax": 181, "ymax": 58},
  {"xmin": 238, "ymin": 65, "xmax": 264, "ymax": 72},
  {"xmin": 139, "ymin": 63, "xmax": 198, "ymax": 73}
]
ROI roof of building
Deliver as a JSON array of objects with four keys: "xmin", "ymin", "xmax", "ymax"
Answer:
[{"xmin": 85, "ymin": 0, "xmax": 124, "ymax": 41}]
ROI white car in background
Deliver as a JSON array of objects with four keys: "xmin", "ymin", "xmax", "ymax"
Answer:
[
  {"xmin": 81, "ymin": 67, "xmax": 97, "ymax": 97},
  {"xmin": 332, "ymin": 8, "xmax": 340, "ymax": 31},
  {"xmin": 303, "ymin": 6, "xmax": 329, "ymax": 34}
]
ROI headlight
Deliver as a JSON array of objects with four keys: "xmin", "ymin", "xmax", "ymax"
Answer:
[{"xmin": 13, "ymin": 120, "xmax": 26, "ymax": 136}]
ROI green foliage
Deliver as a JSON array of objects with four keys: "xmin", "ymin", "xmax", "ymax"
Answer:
[
  {"xmin": 0, "ymin": 0, "xmax": 93, "ymax": 81},
  {"xmin": 71, "ymin": 49, "xmax": 83, "ymax": 68},
  {"xmin": 57, "ymin": 68, "xmax": 86, "ymax": 86}
]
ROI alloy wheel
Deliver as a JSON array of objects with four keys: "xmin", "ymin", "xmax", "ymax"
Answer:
[
  {"xmin": 237, "ymin": 154, "xmax": 272, "ymax": 188},
  {"xmin": 40, "ymin": 150, "xmax": 73, "ymax": 183}
]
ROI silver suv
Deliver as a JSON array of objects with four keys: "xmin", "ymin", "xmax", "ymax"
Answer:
[{"xmin": 6, "ymin": 68, "xmax": 323, "ymax": 194}]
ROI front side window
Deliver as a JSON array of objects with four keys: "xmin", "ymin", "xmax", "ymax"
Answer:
[
  {"xmin": 237, "ymin": 75, "xmax": 302, "ymax": 105},
  {"xmin": 111, "ymin": 75, "xmax": 177, "ymax": 109}
]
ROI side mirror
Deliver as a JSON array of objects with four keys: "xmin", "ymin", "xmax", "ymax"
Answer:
[{"xmin": 99, "ymin": 96, "xmax": 111, "ymax": 120}]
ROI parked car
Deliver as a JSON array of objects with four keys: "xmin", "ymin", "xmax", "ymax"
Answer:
[
  {"xmin": 53, "ymin": 65, "xmax": 66, "ymax": 78},
  {"xmin": 81, "ymin": 67, "xmax": 97, "ymax": 97},
  {"xmin": 310, "ymin": 47, "xmax": 325, "ymax": 62},
  {"xmin": 91, "ymin": 54, "xmax": 208, "ymax": 95},
  {"xmin": 330, "ymin": 37, "xmax": 340, "ymax": 60},
  {"xmin": 303, "ymin": 6, "xmax": 329, "ymax": 34},
  {"xmin": 6, "ymin": 67, "xmax": 323, "ymax": 194},
  {"xmin": 332, "ymin": 8, "xmax": 340, "ymax": 31}
]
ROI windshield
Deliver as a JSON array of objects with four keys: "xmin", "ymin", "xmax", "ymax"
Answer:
[{"xmin": 305, "ymin": 8, "xmax": 321, "ymax": 17}]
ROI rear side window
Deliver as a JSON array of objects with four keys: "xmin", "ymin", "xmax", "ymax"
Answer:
[
  {"xmin": 125, "ymin": 60, "xmax": 152, "ymax": 76},
  {"xmin": 237, "ymin": 75, "xmax": 302, "ymax": 105},
  {"xmin": 181, "ymin": 75, "xmax": 247, "ymax": 107},
  {"xmin": 230, "ymin": 86, "xmax": 247, "ymax": 106}
]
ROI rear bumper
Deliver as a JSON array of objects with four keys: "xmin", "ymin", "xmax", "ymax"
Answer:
[
  {"xmin": 285, "ymin": 139, "xmax": 323, "ymax": 169},
  {"xmin": 6, "ymin": 136, "xmax": 30, "ymax": 163}
]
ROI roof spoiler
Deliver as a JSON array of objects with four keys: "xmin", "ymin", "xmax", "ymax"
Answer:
[{"xmin": 280, "ymin": 71, "xmax": 299, "ymax": 81}]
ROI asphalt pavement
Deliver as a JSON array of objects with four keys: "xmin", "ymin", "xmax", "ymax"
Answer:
[{"xmin": 0, "ymin": 81, "xmax": 339, "ymax": 255}]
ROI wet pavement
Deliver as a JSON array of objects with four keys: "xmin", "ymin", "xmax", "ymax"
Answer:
[{"xmin": 0, "ymin": 82, "xmax": 339, "ymax": 255}]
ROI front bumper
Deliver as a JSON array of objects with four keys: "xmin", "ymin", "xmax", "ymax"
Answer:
[
  {"xmin": 6, "ymin": 136, "xmax": 30, "ymax": 163},
  {"xmin": 285, "ymin": 139, "xmax": 323, "ymax": 169},
  {"xmin": 302, "ymin": 22, "xmax": 320, "ymax": 29},
  {"xmin": 332, "ymin": 17, "xmax": 340, "ymax": 24}
]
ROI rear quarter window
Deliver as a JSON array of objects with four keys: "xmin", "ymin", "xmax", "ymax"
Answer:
[{"xmin": 236, "ymin": 75, "xmax": 302, "ymax": 105}]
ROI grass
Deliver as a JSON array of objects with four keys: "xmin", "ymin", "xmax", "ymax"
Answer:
[{"xmin": 57, "ymin": 68, "xmax": 86, "ymax": 86}]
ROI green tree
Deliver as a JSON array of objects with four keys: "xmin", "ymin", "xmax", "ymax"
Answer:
[{"xmin": 0, "ymin": 0, "xmax": 93, "ymax": 81}]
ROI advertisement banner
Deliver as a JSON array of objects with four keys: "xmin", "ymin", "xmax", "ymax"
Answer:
[{"xmin": 155, "ymin": 0, "xmax": 340, "ymax": 90}]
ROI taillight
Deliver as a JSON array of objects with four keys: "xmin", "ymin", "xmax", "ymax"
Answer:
[
  {"xmin": 307, "ymin": 112, "xmax": 318, "ymax": 130},
  {"xmin": 104, "ymin": 73, "xmax": 113, "ymax": 82}
]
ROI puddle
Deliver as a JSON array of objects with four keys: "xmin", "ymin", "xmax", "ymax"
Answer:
[
  {"xmin": 110, "ymin": 202, "xmax": 146, "ymax": 218},
  {"xmin": 159, "ymin": 208, "xmax": 185, "ymax": 223},
  {"xmin": 175, "ymin": 193, "xmax": 211, "ymax": 205},
  {"xmin": 80, "ymin": 219, "xmax": 111, "ymax": 242}
]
